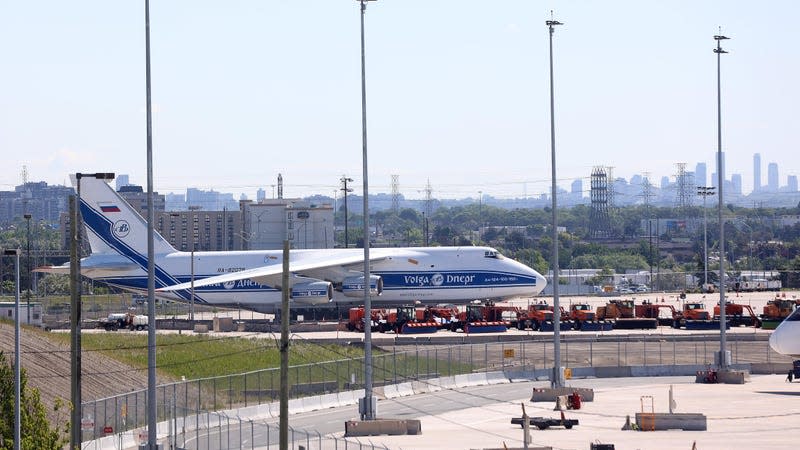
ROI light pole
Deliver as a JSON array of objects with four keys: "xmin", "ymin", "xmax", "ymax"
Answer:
[
  {"xmin": 714, "ymin": 32, "xmax": 730, "ymax": 370},
  {"xmin": 358, "ymin": 0, "xmax": 377, "ymax": 422},
  {"xmin": 24, "ymin": 213, "xmax": 31, "ymax": 324},
  {"xmin": 4, "ymin": 248, "xmax": 21, "ymax": 450},
  {"xmin": 546, "ymin": 15, "xmax": 564, "ymax": 389},
  {"xmin": 697, "ymin": 186, "xmax": 715, "ymax": 290},
  {"xmin": 71, "ymin": 172, "xmax": 114, "ymax": 450},
  {"xmin": 340, "ymin": 176, "xmax": 353, "ymax": 248}
]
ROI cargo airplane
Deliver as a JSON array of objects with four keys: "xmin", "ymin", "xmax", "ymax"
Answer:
[
  {"xmin": 769, "ymin": 308, "xmax": 800, "ymax": 357},
  {"xmin": 36, "ymin": 176, "xmax": 547, "ymax": 313}
]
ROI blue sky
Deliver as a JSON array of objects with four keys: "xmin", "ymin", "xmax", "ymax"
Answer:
[{"xmin": 1, "ymin": 1, "xmax": 798, "ymax": 200}]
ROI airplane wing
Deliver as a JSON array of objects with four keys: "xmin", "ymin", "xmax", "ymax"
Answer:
[{"xmin": 158, "ymin": 253, "xmax": 386, "ymax": 292}]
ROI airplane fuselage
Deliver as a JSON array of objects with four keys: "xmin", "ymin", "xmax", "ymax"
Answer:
[{"xmin": 84, "ymin": 247, "xmax": 543, "ymax": 312}]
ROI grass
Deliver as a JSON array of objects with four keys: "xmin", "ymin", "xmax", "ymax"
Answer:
[{"xmin": 48, "ymin": 332, "xmax": 366, "ymax": 380}]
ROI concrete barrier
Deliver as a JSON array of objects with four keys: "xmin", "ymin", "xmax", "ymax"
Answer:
[
  {"xmin": 454, "ymin": 374, "xmax": 471, "ymax": 388},
  {"xmin": 395, "ymin": 382, "xmax": 415, "ymax": 397},
  {"xmin": 345, "ymin": 419, "xmax": 422, "ymax": 436},
  {"xmin": 632, "ymin": 365, "xmax": 700, "ymax": 377},
  {"xmin": 636, "ymin": 412, "xmax": 707, "ymax": 431},
  {"xmin": 531, "ymin": 386, "xmax": 594, "ymax": 402},
  {"xmin": 485, "ymin": 371, "xmax": 509, "ymax": 385},
  {"xmin": 569, "ymin": 367, "xmax": 596, "ymax": 379},
  {"xmin": 717, "ymin": 369, "xmax": 750, "ymax": 384},
  {"xmin": 288, "ymin": 398, "xmax": 305, "ymax": 414},
  {"xmin": 319, "ymin": 393, "xmax": 340, "ymax": 409},
  {"xmin": 437, "ymin": 376, "xmax": 457, "ymax": 389},
  {"xmin": 301, "ymin": 395, "xmax": 323, "ymax": 412},
  {"xmin": 466, "ymin": 373, "xmax": 489, "ymax": 386},
  {"xmin": 412, "ymin": 380, "xmax": 431, "ymax": 394},
  {"xmin": 593, "ymin": 366, "xmax": 633, "ymax": 378},
  {"xmin": 751, "ymin": 362, "xmax": 792, "ymax": 374},
  {"xmin": 382, "ymin": 384, "xmax": 399, "ymax": 398}
]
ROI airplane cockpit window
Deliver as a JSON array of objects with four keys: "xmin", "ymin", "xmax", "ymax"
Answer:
[
  {"xmin": 787, "ymin": 308, "xmax": 800, "ymax": 322},
  {"xmin": 484, "ymin": 250, "xmax": 504, "ymax": 260}
]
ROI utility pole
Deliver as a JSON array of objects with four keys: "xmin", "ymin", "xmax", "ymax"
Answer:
[{"xmin": 340, "ymin": 176, "xmax": 353, "ymax": 248}]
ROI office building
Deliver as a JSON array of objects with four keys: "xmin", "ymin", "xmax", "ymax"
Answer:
[
  {"xmin": 768, "ymin": 162, "xmax": 779, "ymax": 192},
  {"xmin": 753, "ymin": 153, "xmax": 761, "ymax": 193}
]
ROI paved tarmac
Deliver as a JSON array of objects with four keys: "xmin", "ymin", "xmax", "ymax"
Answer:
[{"xmin": 338, "ymin": 374, "xmax": 799, "ymax": 450}]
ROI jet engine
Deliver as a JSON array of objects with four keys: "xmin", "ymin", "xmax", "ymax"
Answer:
[
  {"xmin": 290, "ymin": 281, "xmax": 334, "ymax": 305},
  {"xmin": 341, "ymin": 275, "xmax": 383, "ymax": 298}
]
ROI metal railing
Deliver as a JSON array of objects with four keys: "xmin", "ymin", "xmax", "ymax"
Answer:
[{"xmin": 81, "ymin": 334, "xmax": 791, "ymax": 447}]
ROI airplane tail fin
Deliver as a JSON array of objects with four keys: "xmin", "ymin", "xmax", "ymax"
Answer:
[{"xmin": 74, "ymin": 175, "xmax": 177, "ymax": 257}]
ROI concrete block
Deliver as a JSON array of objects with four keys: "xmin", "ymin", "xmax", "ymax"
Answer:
[
  {"xmin": 635, "ymin": 412, "xmax": 707, "ymax": 431},
  {"xmin": 345, "ymin": 418, "xmax": 422, "ymax": 436},
  {"xmin": 193, "ymin": 324, "xmax": 209, "ymax": 333},
  {"xmin": 717, "ymin": 369, "xmax": 750, "ymax": 384},
  {"xmin": 213, "ymin": 317, "xmax": 235, "ymax": 332}
]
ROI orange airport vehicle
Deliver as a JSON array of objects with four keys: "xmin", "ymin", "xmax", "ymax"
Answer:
[
  {"xmin": 346, "ymin": 307, "xmax": 385, "ymax": 332},
  {"xmin": 713, "ymin": 302, "xmax": 761, "ymax": 327},
  {"xmin": 761, "ymin": 297, "xmax": 799, "ymax": 329},
  {"xmin": 596, "ymin": 299, "xmax": 657, "ymax": 329},
  {"xmin": 347, "ymin": 306, "xmax": 439, "ymax": 334},
  {"xmin": 634, "ymin": 300, "xmax": 678, "ymax": 326},
  {"xmin": 673, "ymin": 301, "xmax": 723, "ymax": 330},
  {"xmin": 421, "ymin": 305, "xmax": 459, "ymax": 329},
  {"xmin": 516, "ymin": 302, "xmax": 554, "ymax": 331},
  {"xmin": 449, "ymin": 303, "xmax": 510, "ymax": 333},
  {"xmin": 378, "ymin": 306, "xmax": 439, "ymax": 334},
  {"xmin": 568, "ymin": 303, "xmax": 612, "ymax": 331}
]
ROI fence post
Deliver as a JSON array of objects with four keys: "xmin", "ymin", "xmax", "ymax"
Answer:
[{"xmin": 643, "ymin": 334, "xmax": 647, "ymax": 366}]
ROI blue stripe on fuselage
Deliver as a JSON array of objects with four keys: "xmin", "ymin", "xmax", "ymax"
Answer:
[{"xmin": 375, "ymin": 270, "xmax": 538, "ymax": 290}]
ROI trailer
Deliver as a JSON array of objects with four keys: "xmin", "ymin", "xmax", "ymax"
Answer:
[
  {"xmin": 511, "ymin": 415, "xmax": 579, "ymax": 430},
  {"xmin": 0, "ymin": 302, "xmax": 44, "ymax": 327}
]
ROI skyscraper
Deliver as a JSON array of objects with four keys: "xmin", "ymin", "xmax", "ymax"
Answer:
[
  {"xmin": 731, "ymin": 174, "xmax": 742, "ymax": 195},
  {"xmin": 695, "ymin": 162, "xmax": 707, "ymax": 187},
  {"xmin": 768, "ymin": 162, "xmax": 779, "ymax": 192},
  {"xmin": 753, "ymin": 153, "xmax": 761, "ymax": 193},
  {"xmin": 116, "ymin": 174, "xmax": 130, "ymax": 191},
  {"xmin": 788, "ymin": 175, "xmax": 798, "ymax": 192}
]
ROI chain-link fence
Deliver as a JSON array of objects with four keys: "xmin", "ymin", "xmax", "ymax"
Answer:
[{"xmin": 81, "ymin": 334, "xmax": 790, "ymax": 448}]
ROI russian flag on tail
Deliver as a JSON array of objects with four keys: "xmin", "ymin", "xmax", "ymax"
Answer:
[{"xmin": 99, "ymin": 203, "xmax": 121, "ymax": 213}]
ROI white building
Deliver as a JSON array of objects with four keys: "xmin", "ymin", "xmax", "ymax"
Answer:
[{"xmin": 241, "ymin": 199, "xmax": 334, "ymax": 250}]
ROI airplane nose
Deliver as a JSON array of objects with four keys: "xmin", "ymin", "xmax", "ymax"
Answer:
[{"xmin": 769, "ymin": 325, "xmax": 791, "ymax": 355}]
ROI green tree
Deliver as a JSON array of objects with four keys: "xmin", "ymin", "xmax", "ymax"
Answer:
[{"xmin": 0, "ymin": 351, "xmax": 69, "ymax": 449}]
